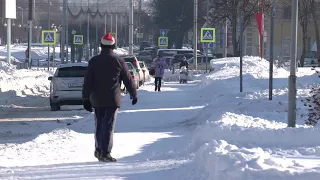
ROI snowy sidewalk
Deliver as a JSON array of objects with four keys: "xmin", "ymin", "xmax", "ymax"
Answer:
[{"xmin": 0, "ymin": 80, "xmax": 206, "ymax": 180}]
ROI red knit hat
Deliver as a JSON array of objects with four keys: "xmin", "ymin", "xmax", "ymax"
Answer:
[{"xmin": 101, "ymin": 33, "xmax": 115, "ymax": 46}]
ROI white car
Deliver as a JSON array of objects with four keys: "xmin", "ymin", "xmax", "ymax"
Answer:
[
  {"xmin": 48, "ymin": 62, "xmax": 88, "ymax": 111},
  {"xmin": 123, "ymin": 56, "xmax": 144, "ymax": 86},
  {"xmin": 139, "ymin": 61, "xmax": 150, "ymax": 82}
]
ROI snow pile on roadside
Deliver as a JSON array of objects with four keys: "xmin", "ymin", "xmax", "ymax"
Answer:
[
  {"xmin": 187, "ymin": 56, "xmax": 320, "ymax": 179},
  {"xmin": 0, "ymin": 61, "xmax": 52, "ymax": 105},
  {"xmin": 162, "ymin": 69, "xmax": 205, "ymax": 82}
]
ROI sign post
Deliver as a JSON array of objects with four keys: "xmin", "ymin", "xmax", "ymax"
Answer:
[
  {"xmin": 42, "ymin": 30, "xmax": 56, "ymax": 69},
  {"xmin": 200, "ymin": 28, "xmax": 216, "ymax": 72},
  {"xmin": 4, "ymin": 0, "xmax": 17, "ymax": 64}
]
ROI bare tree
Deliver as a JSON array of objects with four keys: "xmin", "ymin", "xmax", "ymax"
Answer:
[
  {"xmin": 311, "ymin": 0, "xmax": 320, "ymax": 63},
  {"xmin": 299, "ymin": 0, "xmax": 312, "ymax": 66},
  {"xmin": 282, "ymin": 0, "xmax": 312, "ymax": 66},
  {"xmin": 208, "ymin": 0, "xmax": 271, "ymax": 56}
]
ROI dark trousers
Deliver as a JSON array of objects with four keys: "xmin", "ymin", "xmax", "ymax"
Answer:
[
  {"xmin": 94, "ymin": 107, "xmax": 118, "ymax": 154},
  {"xmin": 155, "ymin": 77, "xmax": 162, "ymax": 91}
]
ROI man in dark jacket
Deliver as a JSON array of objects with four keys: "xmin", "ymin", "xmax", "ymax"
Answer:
[{"xmin": 82, "ymin": 33, "xmax": 138, "ymax": 162}]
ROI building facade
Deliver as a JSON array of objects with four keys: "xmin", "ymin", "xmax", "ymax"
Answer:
[{"xmin": 214, "ymin": 1, "xmax": 317, "ymax": 61}]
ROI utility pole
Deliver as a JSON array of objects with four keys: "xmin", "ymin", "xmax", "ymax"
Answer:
[
  {"xmin": 205, "ymin": 0, "xmax": 209, "ymax": 73},
  {"xmin": 288, "ymin": 0, "xmax": 298, "ymax": 127},
  {"xmin": 138, "ymin": 0, "xmax": 142, "ymax": 45},
  {"xmin": 86, "ymin": 0, "xmax": 90, "ymax": 61},
  {"xmin": 104, "ymin": 13, "xmax": 107, "ymax": 34},
  {"xmin": 269, "ymin": 3, "xmax": 276, "ymax": 100},
  {"xmin": 47, "ymin": 0, "xmax": 51, "ymax": 70},
  {"xmin": 193, "ymin": 0, "xmax": 198, "ymax": 70},
  {"xmin": 66, "ymin": 0, "xmax": 69, "ymax": 63},
  {"xmin": 28, "ymin": 0, "xmax": 34, "ymax": 69},
  {"xmin": 224, "ymin": 18, "xmax": 228, "ymax": 58},
  {"xmin": 240, "ymin": 12, "xmax": 244, "ymax": 92},
  {"xmin": 129, "ymin": 0, "xmax": 134, "ymax": 55},
  {"xmin": 61, "ymin": 0, "xmax": 66, "ymax": 63},
  {"xmin": 261, "ymin": 0, "xmax": 265, "ymax": 59},
  {"xmin": 115, "ymin": 13, "xmax": 118, "ymax": 48},
  {"xmin": 111, "ymin": 14, "xmax": 113, "ymax": 32},
  {"xmin": 95, "ymin": 15, "xmax": 98, "ymax": 55},
  {"xmin": 6, "ymin": 18, "xmax": 11, "ymax": 64}
]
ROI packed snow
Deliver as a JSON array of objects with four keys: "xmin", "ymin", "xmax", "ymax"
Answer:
[
  {"xmin": 0, "ymin": 61, "xmax": 52, "ymax": 106},
  {"xmin": 1, "ymin": 55, "xmax": 320, "ymax": 179}
]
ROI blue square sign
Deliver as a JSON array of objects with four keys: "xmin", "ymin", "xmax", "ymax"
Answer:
[{"xmin": 160, "ymin": 29, "xmax": 168, "ymax": 37}]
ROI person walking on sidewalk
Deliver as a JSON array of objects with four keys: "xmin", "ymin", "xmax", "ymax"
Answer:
[
  {"xmin": 152, "ymin": 57, "xmax": 168, "ymax": 92},
  {"xmin": 82, "ymin": 33, "xmax": 138, "ymax": 162}
]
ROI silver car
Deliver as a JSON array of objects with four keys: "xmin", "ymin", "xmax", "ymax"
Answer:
[{"xmin": 48, "ymin": 62, "xmax": 88, "ymax": 111}]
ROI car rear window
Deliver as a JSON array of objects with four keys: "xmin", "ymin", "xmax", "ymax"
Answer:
[
  {"xmin": 139, "ymin": 62, "xmax": 145, "ymax": 68},
  {"xmin": 126, "ymin": 63, "xmax": 134, "ymax": 70},
  {"xmin": 124, "ymin": 57, "xmax": 139, "ymax": 68},
  {"xmin": 139, "ymin": 51, "xmax": 150, "ymax": 56},
  {"xmin": 57, "ymin": 66, "xmax": 87, "ymax": 77},
  {"xmin": 124, "ymin": 57, "xmax": 134, "ymax": 63}
]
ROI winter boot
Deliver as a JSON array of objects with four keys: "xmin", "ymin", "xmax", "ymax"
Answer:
[
  {"xmin": 94, "ymin": 150, "xmax": 100, "ymax": 159},
  {"xmin": 99, "ymin": 153, "xmax": 117, "ymax": 162},
  {"xmin": 155, "ymin": 86, "xmax": 158, "ymax": 91}
]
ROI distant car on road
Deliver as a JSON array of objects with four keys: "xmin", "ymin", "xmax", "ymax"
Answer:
[
  {"xmin": 136, "ymin": 50, "xmax": 153, "ymax": 64},
  {"xmin": 139, "ymin": 41, "xmax": 151, "ymax": 51},
  {"xmin": 123, "ymin": 56, "xmax": 144, "ymax": 86},
  {"xmin": 139, "ymin": 61, "xmax": 150, "ymax": 82},
  {"xmin": 48, "ymin": 62, "xmax": 88, "ymax": 111},
  {"xmin": 126, "ymin": 62, "xmax": 140, "ymax": 90}
]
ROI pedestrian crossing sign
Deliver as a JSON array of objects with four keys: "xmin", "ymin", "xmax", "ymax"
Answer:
[
  {"xmin": 158, "ymin": 37, "xmax": 168, "ymax": 47},
  {"xmin": 41, "ymin": 30, "xmax": 56, "ymax": 45},
  {"xmin": 200, "ymin": 28, "xmax": 216, "ymax": 43},
  {"xmin": 73, "ymin": 35, "xmax": 83, "ymax": 45}
]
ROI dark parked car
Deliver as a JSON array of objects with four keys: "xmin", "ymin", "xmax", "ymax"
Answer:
[{"xmin": 139, "ymin": 41, "xmax": 151, "ymax": 51}]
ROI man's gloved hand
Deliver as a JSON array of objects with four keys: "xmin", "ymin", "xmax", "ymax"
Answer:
[
  {"xmin": 132, "ymin": 97, "xmax": 138, "ymax": 105},
  {"xmin": 83, "ymin": 98, "xmax": 93, "ymax": 112}
]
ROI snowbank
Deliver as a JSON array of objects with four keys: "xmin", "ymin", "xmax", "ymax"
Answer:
[
  {"xmin": 0, "ymin": 61, "xmax": 52, "ymax": 106},
  {"xmin": 162, "ymin": 69, "xmax": 206, "ymax": 82},
  {"xmin": 187, "ymin": 56, "xmax": 320, "ymax": 179}
]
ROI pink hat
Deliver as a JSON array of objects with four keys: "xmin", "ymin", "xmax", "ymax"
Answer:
[{"xmin": 101, "ymin": 33, "xmax": 115, "ymax": 46}]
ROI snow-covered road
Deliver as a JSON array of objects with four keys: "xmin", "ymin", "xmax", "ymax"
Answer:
[
  {"xmin": 3, "ymin": 56, "xmax": 320, "ymax": 179},
  {"xmin": 0, "ymin": 80, "xmax": 206, "ymax": 179}
]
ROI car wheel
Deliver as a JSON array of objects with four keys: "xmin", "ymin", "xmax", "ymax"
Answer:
[{"xmin": 50, "ymin": 103, "xmax": 61, "ymax": 111}]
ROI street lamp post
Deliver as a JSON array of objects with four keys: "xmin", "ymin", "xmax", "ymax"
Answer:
[
  {"xmin": 288, "ymin": 0, "xmax": 298, "ymax": 127},
  {"xmin": 17, "ymin": 7, "xmax": 24, "ymax": 38},
  {"xmin": 71, "ymin": 29, "xmax": 76, "ymax": 62}
]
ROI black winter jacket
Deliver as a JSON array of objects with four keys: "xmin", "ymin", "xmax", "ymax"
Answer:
[{"xmin": 82, "ymin": 48, "xmax": 137, "ymax": 107}]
